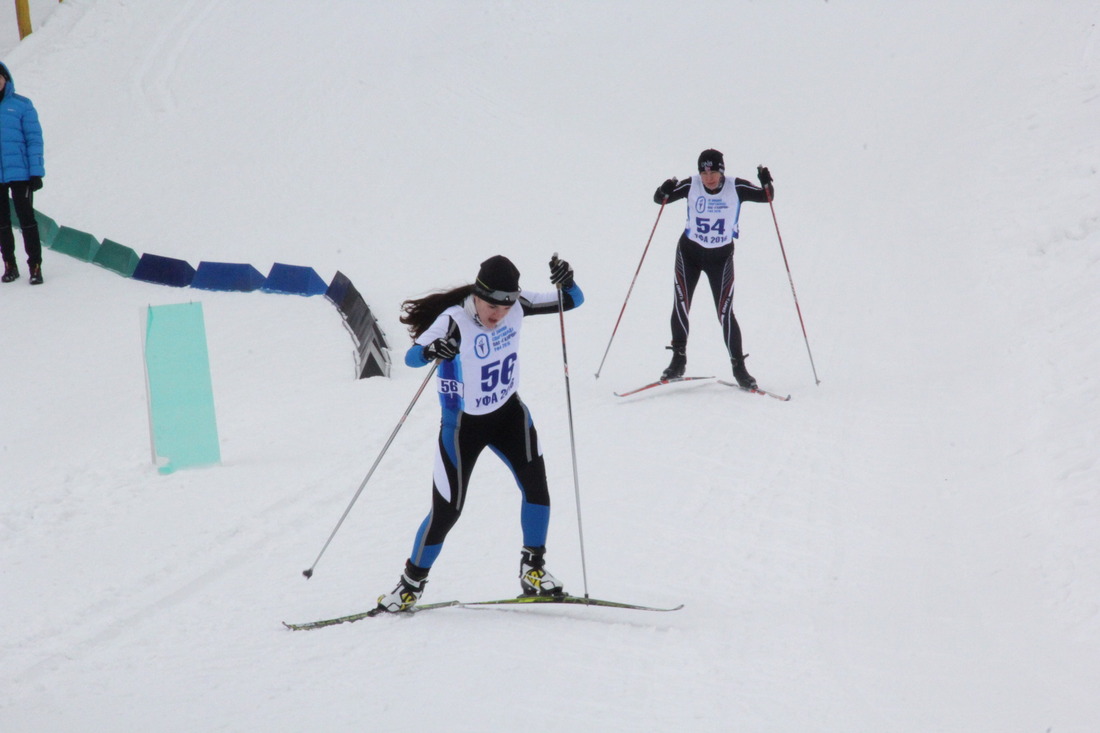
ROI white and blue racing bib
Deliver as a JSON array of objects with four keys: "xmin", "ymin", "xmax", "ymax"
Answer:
[
  {"xmin": 417, "ymin": 299, "xmax": 525, "ymax": 416},
  {"xmin": 684, "ymin": 174, "xmax": 743, "ymax": 248}
]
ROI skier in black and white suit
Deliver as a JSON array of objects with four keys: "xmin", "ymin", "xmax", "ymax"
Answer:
[
  {"xmin": 374, "ymin": 254, "xmax": 584, "ymax": 613},
  {"xmin": 653, "ymin": 148, "xmax": 773, "ymax": 389}
]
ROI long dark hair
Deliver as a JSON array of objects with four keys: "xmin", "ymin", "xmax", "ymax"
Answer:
[{"xmin": 400, "ymin": 284, "xmax": 475, "ymax": 339}]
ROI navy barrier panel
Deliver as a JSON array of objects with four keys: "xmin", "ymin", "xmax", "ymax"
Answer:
[
  {"xmin": 132, "ymin": 253, "xmax": 196, "ymax": 288},
  {"xmin": 192, "ymin": 261, "xmax": 267, "ymax": 292},
  {"xmin": 326, "ymin": 269, "xmax": 352, "ymax": 305},
  {"xmin": 327, "ymin": 270, "xmax": 391, "ymax": 378},
  {"xmin": 360, "ymin": 340, "xmax": 390, "ymax": 378},
  {"xmin": 261, "ymin": 263, "xmax": 328, "ymax": 296}
]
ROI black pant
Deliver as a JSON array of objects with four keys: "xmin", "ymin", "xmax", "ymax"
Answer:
[
  {"xmin": 669, "ymin": 234, "xmax": 744, "ymax": 358},
  {"xmin": 409, "ymin": 392, "xmax": 551, "ymax": 569},
  {"xmin": 1, "ymin": 181, "xmax": 42, "ymax": 267}
]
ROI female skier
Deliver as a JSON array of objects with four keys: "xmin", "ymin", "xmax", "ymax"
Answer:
[
  {"xmin": 654, "ymin": 148, "xmax": 773, "ymax": 388},
  {"xmin": 374, "ymin": 254, "xmax": 584, "ymax": 613}
]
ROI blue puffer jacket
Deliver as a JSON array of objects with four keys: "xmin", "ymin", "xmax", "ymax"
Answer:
[{"xmin": 0, "ymin": 61, "xmax": 45, "ymax": 184}]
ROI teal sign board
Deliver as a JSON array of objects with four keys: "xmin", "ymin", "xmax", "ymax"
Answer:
[{"xmin": 144, "ymin": 303, "xmax": 221, "ymax": 474}]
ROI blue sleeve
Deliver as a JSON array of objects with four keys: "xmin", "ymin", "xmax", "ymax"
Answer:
[
  {"xmin": 22, "ymin": 102, "xmax": 44, "ymax": 178},
  {"xmin": 563, "ymin": 282, "xmax": 584, "ymax": 309},
  {"xmin": 405, "ymin": 343, "xmax": 431, "ymax": 367}
]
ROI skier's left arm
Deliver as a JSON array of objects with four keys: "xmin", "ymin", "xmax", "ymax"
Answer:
[
  {"xmin": 520, "ymin": 256, "xmax": 584, "ymax": 315},
  {"xmin": 735, "ymin": 165, "xmax": 774, "ymax": 203},
  {"xmin": 22, "ymin": 101, "xmax": 45, "ymax": 179}
]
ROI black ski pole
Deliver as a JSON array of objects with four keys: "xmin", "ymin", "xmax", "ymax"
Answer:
[
  {"xmin": 552, "ymin": 254, "xmax": 590, "ymax": 599},
  {"xmin": 302, "ymin": 360, "xmax": 439, "ymax": 579},
  {"xmin": 594, "ymin": 198, "xmax": 667, "ymax": 379},
  {"xmin": 760, "ymin": 166, "xmax": 820, "ymax": 385}
]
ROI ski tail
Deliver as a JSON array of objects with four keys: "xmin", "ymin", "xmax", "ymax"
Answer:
[
  {"xmin": 715, "ymin": 380, "xmax": 791, "ymax": 401},
  {"xmin": 614, "ymin": 376, "xmax": 715, "ymax": 397},
  {"xmin": 460, "ymin": 594, "xmax": 683, "ymax": 613},
  {"xmin": 283, "ymin": 600, "xmax": 462, "ymax": 630}
]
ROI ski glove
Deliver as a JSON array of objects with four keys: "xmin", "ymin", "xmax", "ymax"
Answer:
[
  {"xmin": 29, "ymin": 176, "xmax": 43, "ymax": 192},
  {"xmin": 756, "ymin": 166, "xmax": 773, "ymax": 187},
  {"xmin": 659, "ymin": 177, "xmax": 678, "ymax": 198},
  {"xmin": 423, "ymin": 336, "xmax": 460, "ymax": 361},
  {"xmin": 549, "ymin": 256, "xmax": 574, "ymax": 289}
]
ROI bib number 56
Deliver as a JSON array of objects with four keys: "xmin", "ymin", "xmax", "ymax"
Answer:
[{"xmin": 481, "ymin": 353, "xmax": 517, "ymax": 391}]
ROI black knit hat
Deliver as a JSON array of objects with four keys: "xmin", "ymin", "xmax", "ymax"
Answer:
[
  {"xmin": 698, "ymin": 148, "xmax": 725, "ymax": 173},
  {"xmin": 473, "ymin": 255, "xmax": 521, "ymax": 305}
]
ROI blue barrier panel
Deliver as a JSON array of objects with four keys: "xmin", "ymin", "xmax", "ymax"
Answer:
[
  {"xmin": 133, "ymin": 253, "xmax": 196, "ymax": 287},
  {"xmin": 192, "ymin": 261, "xmax": 267, "ymax": 292},
  {"xmin": 261, "ymin": 262, "xmax": 328, "ymax": 296},
  {"xmin": 144, "ymin": 303, "xmax": 221, "ymax": 474}
]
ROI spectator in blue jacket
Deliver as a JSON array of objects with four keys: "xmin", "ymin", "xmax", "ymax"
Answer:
[{"xmin": 0, "ymin": 61, "xmax": 45, "ymax": 285}]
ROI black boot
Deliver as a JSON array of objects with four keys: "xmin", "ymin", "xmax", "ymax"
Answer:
[
  {"xmin": 731, "ymin": 355, "xmax": 757, "ymax": 390},
  {"xmin": 1, "ymin": 261, "xmax": 18, "ymax": 283},
  {"xmin": 29, "ymin": 263, "xmax": 43, "ymax": 285},
  {"xmin": 660, "ymin": 344, "xmax": 687, "ymax": 380}
]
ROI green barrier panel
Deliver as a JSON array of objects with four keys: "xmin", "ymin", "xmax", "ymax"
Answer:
[
  {"xmin": 93, "ymin": 238, "xmax": 141, "ymax": 277},
  {"xmin": 144, "ymin": 302, "xmax": 221, "ymax": 474},
  {"xmin": 34, "ymin": 209, "xmax": 59, "ymax": 247},
  {"xmin": 51, "ymin": 225, "xmax": 101, "ymax": 262},
  {"xmin": 7, "ymin": 203, "xmax": 58, "ymax": 247}
]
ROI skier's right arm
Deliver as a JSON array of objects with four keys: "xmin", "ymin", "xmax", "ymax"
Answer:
[
  {"xmin": 653, "ymin": 177, "xmax": 690, "ymax": 204},
  {"xmin": 405, "ymin": 316, "xmax": 460, "ymax": 367}
]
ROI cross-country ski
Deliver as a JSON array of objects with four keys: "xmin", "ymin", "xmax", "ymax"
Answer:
[
  {"xmin": 460, "ymin": 594, "xmax": 683, "ymax": 613},
  {"xmin": 283, "ymin": 594, "xmax": 682, "ymax": 630}
]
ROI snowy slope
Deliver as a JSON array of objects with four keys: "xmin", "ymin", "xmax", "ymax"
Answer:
[{"xmin": 2, "ymin": 2, "xmax": 1099, "ymax": 731}]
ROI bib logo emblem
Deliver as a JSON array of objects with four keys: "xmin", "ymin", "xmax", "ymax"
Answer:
[{"xmin": 474, "ymin": 333, "xmax": 491, "ymax": 358}]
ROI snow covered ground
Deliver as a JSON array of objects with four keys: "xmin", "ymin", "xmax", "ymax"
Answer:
[{"xmin": 2, "ymin": 2, "xmax": 1098, "ymax": 730}]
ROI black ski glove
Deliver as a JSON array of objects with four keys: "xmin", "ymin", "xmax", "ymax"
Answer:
[
  {"xmin": 29, "ymin": 176, "xmax": 43, "ymax": 192},
  {"xmin": 658, "ymin": 177, "xmax": 678, "ymax": 198},
  {"xmin": 756, "ymin": 166, "xmax": 773, "ymax": 187},
  {"xmin": 549, "ymin": 256, "xmax": 574, "ymax": 289},
  {"xmin": 423, "ymin": 336, "xmax": 460, "ymax": 361}
]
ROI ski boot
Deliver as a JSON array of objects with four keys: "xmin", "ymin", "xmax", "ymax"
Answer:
[
  {"xmin": 375, "ymin": 561, "xmax": 429, "ymax": 613},
  {"xmin": 29, "ymin": 264, "xmax": 43, "ymax": 285},
  {"xmin": 731, "ymin": 354, "xmax": 758, "ymax": 390},
  {"xmin": 520, "ymin": 545, "xmax": 565, "ymax": 597},
  {"xmin": 660, "ymin": 344, "xmax": 687, "ymax": 380},
  {"xmin": 1, "ymin": 262, "xmax": 18, "ymax": 283}
]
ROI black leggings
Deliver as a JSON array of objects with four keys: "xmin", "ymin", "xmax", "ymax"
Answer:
[
  {"xmin": 408, "ymin": 393, "xmax": 551, "ymax": 569},
  {"xmin": 669, "ymin": 235, "xmax": 744, "ymax": 358},
  {"xmin": 1, "ymin": 181, "xmax": 42, "ymax": 267}
]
